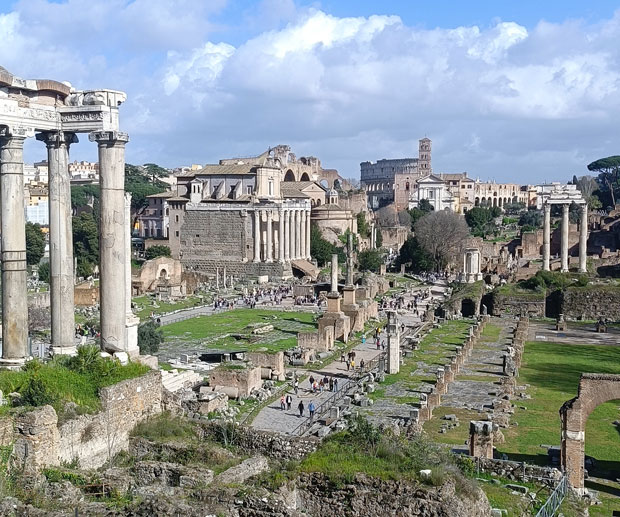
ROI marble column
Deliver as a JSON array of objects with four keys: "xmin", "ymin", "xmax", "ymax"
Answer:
[
  {"xmin": 300, "ymin": 210, "xmax": 307, "ymax": 259},
  {"xmin": 37, "ymin": 131, "xmax": 78, "ymax": 355},
  {"xmin": 561, "ymin": 203, "xmax": 569, "ymax": 272},
  {"xmin": 330, "ymin": 253, "xmax": 339, "ymax": 294},
  {"xmin": 543, "ymin": 204, "xmax": 551, "ymax": 271},
  {"xmin": 0, "ymin": 128, "xmax": 28, "ymax": 364},
  {"xmin": 125, "ymin": 193, "xmax": 139, "ymax": 356},
  {"xmin": 284, "ymin": 209, "xmax": 291, "ymax": 261},
  {"xmin": 579, "ymin": 204, "xmax": 588, "ymax": 273},
  {"xmin": 253, "ymin": 211, "xmax": 261, "ymax": 262},
  {"xmin": 295, "ymin": 210, "xmax": 301, "ymax": 259},
  {"xmin": 90, "ymin": 131, "xmax": 129, "ymax": 353},
  {"xmin": 278, "ymin": 209, "xmax": 285, "ymax": 263},
  {"xmin": 266, "ymin": 210, "xmax": 273, "ymax": 262},
  {"xmin": 306, "ymin": 209, "xmax": 311, "ymax": 260}
]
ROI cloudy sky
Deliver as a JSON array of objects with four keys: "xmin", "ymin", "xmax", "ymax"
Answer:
[{"xmin": 1, "ymin": 0, "xmax": 619, "ymax": 183}]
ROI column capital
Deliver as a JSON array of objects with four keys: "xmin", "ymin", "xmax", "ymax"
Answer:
[
  {"xmin": 562, "ymin": 203, "xmax": 570, "ymax": 213},
  {"xmin": 36, "ymin": 131, "xmax": 79, "ymax": 147},
  {"xmin": 0, "ymin": 125, "xmax": 32, "ymax": 139},
  {"xmin": 543, "ymin": 203, "xmax": 551, "ymax": 213},
  {"xmin": 89, "ymin": 131, "xmax": 129, "ymax": 145}
]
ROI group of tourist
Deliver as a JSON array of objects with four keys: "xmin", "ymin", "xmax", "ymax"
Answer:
[
  {"xmin": 75, "ymin": 324, "xmax": 98, "ymax": 339},
  {"xmin": 307, "ymin": 374, "xmax": 340, "ymax": 393}
]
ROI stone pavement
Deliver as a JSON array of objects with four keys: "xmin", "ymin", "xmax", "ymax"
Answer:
[
  {"xmin": 528, "ymin": 322, "xmax": 620, "ymax": 347},
  {"xmin": 251, "ymin": 281, "xmax": 449, "ymax": 435}
]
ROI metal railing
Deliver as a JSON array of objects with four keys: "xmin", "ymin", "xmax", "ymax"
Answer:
[
  {"xmin": 535, "ymin": 475, "xmax": 568, "ymax": 517},
  {"xmin": 290, "ymin": 352, "xmax": 387, "ymax": 437}
]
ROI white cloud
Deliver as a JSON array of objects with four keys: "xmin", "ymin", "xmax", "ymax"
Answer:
[{"xmin": 2, "ymin": 2, "xmax": 620, "ymax": 182}]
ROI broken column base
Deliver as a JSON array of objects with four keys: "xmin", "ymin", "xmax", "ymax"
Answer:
[
  {"xmin": 0, "ymin": 357, "xmax": 27, "ymax": 369},
  {"xmin": 125, "ymin": 316, "xmax": 140, "ymax": 358},
  {"xmin": 50, "ymin": 346, "xmax": 77, "ymax": 357}
]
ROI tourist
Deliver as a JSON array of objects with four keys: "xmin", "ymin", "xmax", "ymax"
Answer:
[
  {"xmin": 362, "ymin": 335, "xmax": 366, "ymax": 345},
  {"xmin": 346, "ymin": 360, "xmax": 350, "ymax": 371},
  {"xmin": 351, "ymin": 359, "xmax": 355, "ymax": 370},
  {"xmin": 360, "ymin": 358, "xmax": 365, "ymax": 370},
  {"xmin": 334, "ymin": 378, "xmax": 339, "ymax": 392},
  {"xmin": 340, "ymin": 353, "xmax": 345, "ymax": 363},
  {"xmin": 309, "ymin": 401, "xmax": 315, "ymax": 418},
  {"xmin": 312, "ymin": 381, "xmax": 318, "ymax": 393},
  {"xmin": 381, "ymin": 340, "xmax": 386, "ymax": 350},
  {"xmin": 309, "ymin": 375, "xmax": 314, "ymax": 389},
  {"xmin": 286, "ymin": 394, "xmax": 293, "ymax": 410},
  {"xmin": 298, "ymin": 400, "xmax": 305, "ymax": 417},
  {"xmin": 376, "ymin": 337, "xmax": 380, "ymax": 350},
  {"xmin": 329, "ymin": 378, "xmax": 334, "ymax": 391},
  {"xmin": 294, "ymin": 380, "xmax": 299, "ymax": 395},
  {"xmin": 319, "ymin": 379, "xmax": 324, "ymax": 392},
  {"xmin": 323, "ymin": 375, "xmax": 329, "ymax": 386},
  {"xmin": 280, "ymin": 396, "xmax": 285, "ymax": 410}
]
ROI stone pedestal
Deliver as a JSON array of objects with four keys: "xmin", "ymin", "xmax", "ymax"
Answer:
[
  {"xmin": 469, "ymin": 420, "xmax": 494, "ymax": 459},
  {"xmin": 0, "ymin": 130, "xmax": 28, "ymax": 365}
]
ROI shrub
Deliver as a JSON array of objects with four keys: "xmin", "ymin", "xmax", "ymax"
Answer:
[
  {"xmin": 145, "ymin": 245, "xmax": 171, "ymax": 260},
  {"xmin": 20, "ymin": 376, "xmax": 56, "ymax": 407},
  {"xmin": 138, "ymin": 320, "xmax": 164, "ymax": 355},
  {"xmin": 131, "ymin": 412, "xmax": 197, "ymax": 442}
]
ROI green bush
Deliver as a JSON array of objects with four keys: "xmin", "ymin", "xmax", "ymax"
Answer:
[
  {"xmin": 138, "ymin": 320, "xmax": 164, "ymax": 355},
  {"xmin": 131, "ymin": 412, "xmax": 197, "ymax": 442},
  {"xmin": 20, "ymin": 376, "xmax": 56, "ymax": 407},
  {"xmin": 145, "ymin": 245, "xmax": 171, "ymax": 260}
]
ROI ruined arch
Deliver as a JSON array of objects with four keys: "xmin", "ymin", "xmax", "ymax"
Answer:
[
  {"xmin": 319, "ymin": 179, "xmax": 329, "ymax": 189},
  {"xmin": 300, "ymin": 172, "xmax": 310, "ymax": 181},
  {"xmin": 461, "ymin": 298, "xmax": 476, "ymax": 317},
  {"xmin": 561, "ymin": 373, "xmax": 620, "ymax": 492},
  {"xmin": 284, "ymin": 169, "xmax": 295, "ymax": 182}
]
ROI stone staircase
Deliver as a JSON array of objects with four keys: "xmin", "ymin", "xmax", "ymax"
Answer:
[{"xmin": 161, "ymin": 369, "xmax": 203, "ymax": 393}]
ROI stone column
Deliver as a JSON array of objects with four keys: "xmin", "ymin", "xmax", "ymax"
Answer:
[
  {"xmin": 37, "ymin": 131, "xmax": 78, "ymax": 355},
  {"xmin": 306, "ymin": 208, "xmax": 311, "ymax": 259},
  {"xmin": 284, "ymin": 209, "xmax": 290, "ymax": 261},
  {"xmin": 330, "ymin": 253, "xmax": 338, "ymax": 294},
  {"xmin": 278, "ymin": 209, "xmax": 285, "ymax": 263},
  {"xmin": 300, "ymin": 210, "xmax": 307, "ymax": 259},
  {"xmin": 294, "ymin": 210, "xmax": 301, "ymax": 259},
  {"xmin": 561, "ymin": 203, "xmax": 569, "ymax": 272},
  {"xmin": 543, "ymin": 203, "xmax": 551, "ymax": 271},
  {"xmin": 0, "ymin": 128, "xmax": 28, "ymax": 364},
  {"xmin": 579, "ymin": 204, "xmax": 588, "ymax": 273},
  {"xmin": 266, "ymin": 210, "xmax": 273, "ymax": 263},
  {"xmin": 253, "ymin": 211, "xmax": 261, "ymax": 262},
  {"xmin": 90, "ymin": 131, "xmax": 129, "ymax": 353},
  {"xmin": 124, "ymin": 193, "xmax": 139, "ymax": 356}
]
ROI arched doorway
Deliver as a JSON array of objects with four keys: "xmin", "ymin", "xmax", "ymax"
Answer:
[
  {"xmin": 300, "ymin": 172, "xmax": 310, "ymax": 181},
  {"xmin": 461, "ymin": 298, "xmax": 476, "ymax": 317},
  {"xmin": 561, "ymin": 373, "xmax": 620, "ymax": 492},
  {"xmin": 284, "ymin": 170, "xmax": 295, "ymax": 182}
]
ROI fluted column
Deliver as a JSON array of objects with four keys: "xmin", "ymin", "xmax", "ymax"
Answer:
[
  {"xmin": 278, "ymin": 209, "xmax": 285, "ymax": 263},
  {"xmin": 253, "ymin": 211, "xmax": 261, "ymax": 262},
  {"xmin": 579, "ymin": 204, "xmax": 588, "ymax": 273},
  {"xmin": 300, "ymin": 210, "xmax": 307, "ymax": 259},
  {"xmin": 294, "ymin": 210, "xmax": 301, "ymax": 259},
  {"xmin": 90, "ymin": 131, "xmax": 129, "ymax": 353},
  {"xmin": 542, "ymin": 204, "xmax": 551, "ymax": 271},
  {"xmin": 284, "ymin": 209, "xmax": 291, "ymax": 261},
  {"xmin": 561, "ymin": 203, "xmax": 569, "ymax": 272},
  {"xmin": 266, "ymin": 210, "xmax": 273, "ymax": 262},
  {"xmin": 306, "ymin": 209, "xmax": 312, "ymax": 259},
  {"xmin": 0, "ymin": 128, "xmax": 28, "ymax": 364},
  {"xmin": 37, "ymin": 131, "xmax": 78, "ymax": 355}
]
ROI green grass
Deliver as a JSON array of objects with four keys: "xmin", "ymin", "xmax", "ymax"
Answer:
[
  {"xmin": 162, "ymin": 309, "xmax": 316, "ymax": 353},
  {"xmin": 499, "ymin": 341, "xmax": 620, "ymax": 468},
  {"xmin": 0, "ymin": 350, "xmax": 150, "ymax": 417},
  {"xmin": 480, "ymin": 324, "xmax": 501, "ymax": 342},
  {"xmin": 132, "ymin": 295, "xmax": 208, "ymax": 321},
  {"xmin": 131, "ymin": 412, "xmax": 198, "ymax": 442},
  {"xmin": 423, "ymin": 406, "xmax": 484, "ymax": 446}
]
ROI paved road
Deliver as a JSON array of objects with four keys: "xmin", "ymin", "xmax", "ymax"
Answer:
[{"xmin": 250, "ymin": 281, "xmax": 448, "ymax": 435}]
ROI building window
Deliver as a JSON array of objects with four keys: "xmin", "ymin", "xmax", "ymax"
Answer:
[
  {"xmin": 175, "ymin": 215, "xmax": 179, "ymax": 222},
  {"xmin": 175, "ymin": 231, "xmax": 179, "ymax": 237},
  {"xmin": 268, "ymin": 180, "xmax": 274, "ymax": 196},
  {"xmin": 247, "ymin": 186, "xmax": 253, "ymax": 195}
]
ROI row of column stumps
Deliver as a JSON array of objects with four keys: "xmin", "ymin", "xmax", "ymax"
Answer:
[
  {"xmin": 253, "ymin": 207, "xmax": 311, "ymax": 263},
  {"xmin": 0, "ymin": 128, "xmax": 132, "ymax": 364},
  {"xmin": 542, "ymin": 202, "xmax": 588, "ymax": 273},
  {"xmin": 408, "ymin": 316, "xmax": 489, "ymax": 426}
]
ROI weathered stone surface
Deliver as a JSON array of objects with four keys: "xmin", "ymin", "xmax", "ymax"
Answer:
[{"xmin": 214, "ymin": 455, "xmax": 269, "ymax": 485}]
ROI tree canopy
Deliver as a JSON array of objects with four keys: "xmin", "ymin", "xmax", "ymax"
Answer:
[
  {"xmin": 138, "ymin": 320, "xmax": 164, "ymax": 355},
  {"xmin": 357, "ymin": 249, "xmax": 383, "ymax": 272},
  {"xmin": 25, "ymin": 222, "xmax": 46, "ymax": 265},
  {"xmin": 588, "ymin": 156, "xmax": 620, "ymax": 207},
  {"xmin": 397, "ymin": 236, "xmax": 435, "ymax": 273},
  {"xmin": 414, "ymin": 211, "xmax": 470, "ymax": 271},
  {"xmin": 464, "ymin": 207, "xmax": 497, "ymax": 238},
  {"xmin": 145, "ymin": 245, "xmax": 171, "ymax": 260},
  {"xmin": 310, "ymin": 225, "xmax": 345, "ymax": 266},
  {"xmin": 73, "ymin": 212, "xmax": 99, "ymax": 277}
]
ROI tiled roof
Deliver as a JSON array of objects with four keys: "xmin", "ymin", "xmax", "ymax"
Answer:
[
  {"xmin": 146, "ymin": 191, "xmax": 176, "ymax": 198},
  {"xmin": 178, "ymin": 163, "xmax": 256, "ymax": 178}
]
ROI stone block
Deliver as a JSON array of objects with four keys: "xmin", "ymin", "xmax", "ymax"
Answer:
[{"xmin": 215, "ymin": 455, "xmax": 269, "ymax": 485}]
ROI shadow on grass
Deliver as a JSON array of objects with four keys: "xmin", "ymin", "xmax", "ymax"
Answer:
[{"xmin": 585, "ymin": 479, "xmax": 620, "ymax": 498}]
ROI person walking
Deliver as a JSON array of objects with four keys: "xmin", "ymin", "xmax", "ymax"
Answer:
[
  {"xmin": 309, "ymin": 375, "xmax": 314, "ymax": 390},
  {"xmin": 340, "ymin": 353, "xmax": 345, "ymax": 363},
  {"xmin": 280, "ymin": 396, "xmax": 285, "ymax": 410},
  {"xmin": 309, "ymin": 401, "xmax": 315, "ymax": 418},
  {"xmin": 360, "ymin": 358, "xmax": 365, "ymax": 370},
  {"xmin": 329, "ymin": 377, "xmax": 334, "ymax": 391},
  {"xmin": 286, "ymin": 394, "xmax": 293, "ymax": 410},
  {"xmin": 334, "ymin": 378, "xmax": 339, "ymax": 392},
  {"xmin": 346, "ymin": 360, "xmax": 350, "ymax": 371},
  {"xmin": 294, "ymin": 379, "xmax": 299, "ymax": 395},
  {"xmin": 298, "ymin": 400, "xmax": 305, "ymax": 417}
]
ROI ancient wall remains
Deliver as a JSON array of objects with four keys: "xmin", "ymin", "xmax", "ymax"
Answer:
[
  {"xmin": 74, "ymin": 282, "xmax": 99, "ymax": 307},
  {"xmin": 208, "ymin": 366, "xmax": 262, "ymax": 398},
  {"xmin": 12, "ymin": 371, "xmax": 162, "ymax": 471},
  {"xmin": 490, "ymin": 292, "xmax": 545, "ymax": 318},
  {"xmin": 28, "ymin": 291, "xmax": 50, "ymax": 309},
  {"xmin": 246, "ymin": 351, "xmax": 285, "ymax": 378},
  {"xmin": 561, "ymin": 286, "xmax": 620, "ymax": 320}
]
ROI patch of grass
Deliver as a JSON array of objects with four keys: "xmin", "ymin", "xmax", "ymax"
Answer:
[
  {"xmin": 480, "ymin": 324, "xmax": 501, "ymax": 342},
  {"xmin": 0, "ymin": 349, "xmax": 150, "ymax": 418},
  {"xmin": 423, "ymin": 407, "xmax": 485, "ymax": 446},
  {"xmin": 499, "ymin": 341, "xmax": 620, "ymax": 468},
  {"xmin": 131, "ymin": 412, "xmax": 198, "ymax": 442},
  {"xmin": 162, "ymin": 309, "xmax": 316, "ymax": 353},
  {"xmin": 132, "ymin": 295, "xmax": 207, "ymax": 321}
]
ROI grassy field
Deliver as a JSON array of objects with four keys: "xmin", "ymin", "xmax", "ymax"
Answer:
[
  {"xmin": 161, "ymin": 308, "xmax": 317, "ymax": 353},
  {"xmin": 132, "ymin": 295, "xmax": 208, "ymax": 321},
  {"xmin": 499, "ymin": 341, "xmax": 620, "ymax": 471}
]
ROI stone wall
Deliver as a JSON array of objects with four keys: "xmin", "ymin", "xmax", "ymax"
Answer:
[
  {"xmin": 12, "ymin": 371, "xmax": 162, "ymax": 471},
  {"xmin": 28, "ymin": 291, "xmax": 50, "ymax": 309},
  {"xmin": 475, "ymin": 457, "xmax": 562, "ymax": 489},
  {"xmin": 0, "ymin": 416, "xmax": 13, "ymax": 446},
  {"xmin": 199, "ymin": 422, "xmax": 319, "ymax": 460},
  {"xmin": 561, "ymin": 285, "xmax": 620, "ymax": 320},
  {"xmin": 490, "ymin": 292, "xmax": 545, "ymax": 318},
  {"xmin": 208, "ymin": 366, "xmax": 262, "ymax": 398},
  {"xmin": 246, "ymin": 351, "xmax": 285, "ymax": 378},
  {"xmin": 74, "ymin": 282, "xmax": 99, "ymax": 307}
]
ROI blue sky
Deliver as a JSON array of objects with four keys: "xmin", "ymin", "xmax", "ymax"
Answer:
[{"xmin": 1, "ymin": 0, "xmax": 619, "ymax": 183}]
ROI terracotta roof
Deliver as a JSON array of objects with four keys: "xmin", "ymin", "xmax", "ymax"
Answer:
[
  {"xmin": 146, "ymin": 191, "xmax": 176, "ymax": 198},
  {"xmin": 178, "ymin": 163, "xmax": 256, "ymax": 178},
  {"xmin": 281, "ymin": 186, "xmax": 310, "ymax": 199}
]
